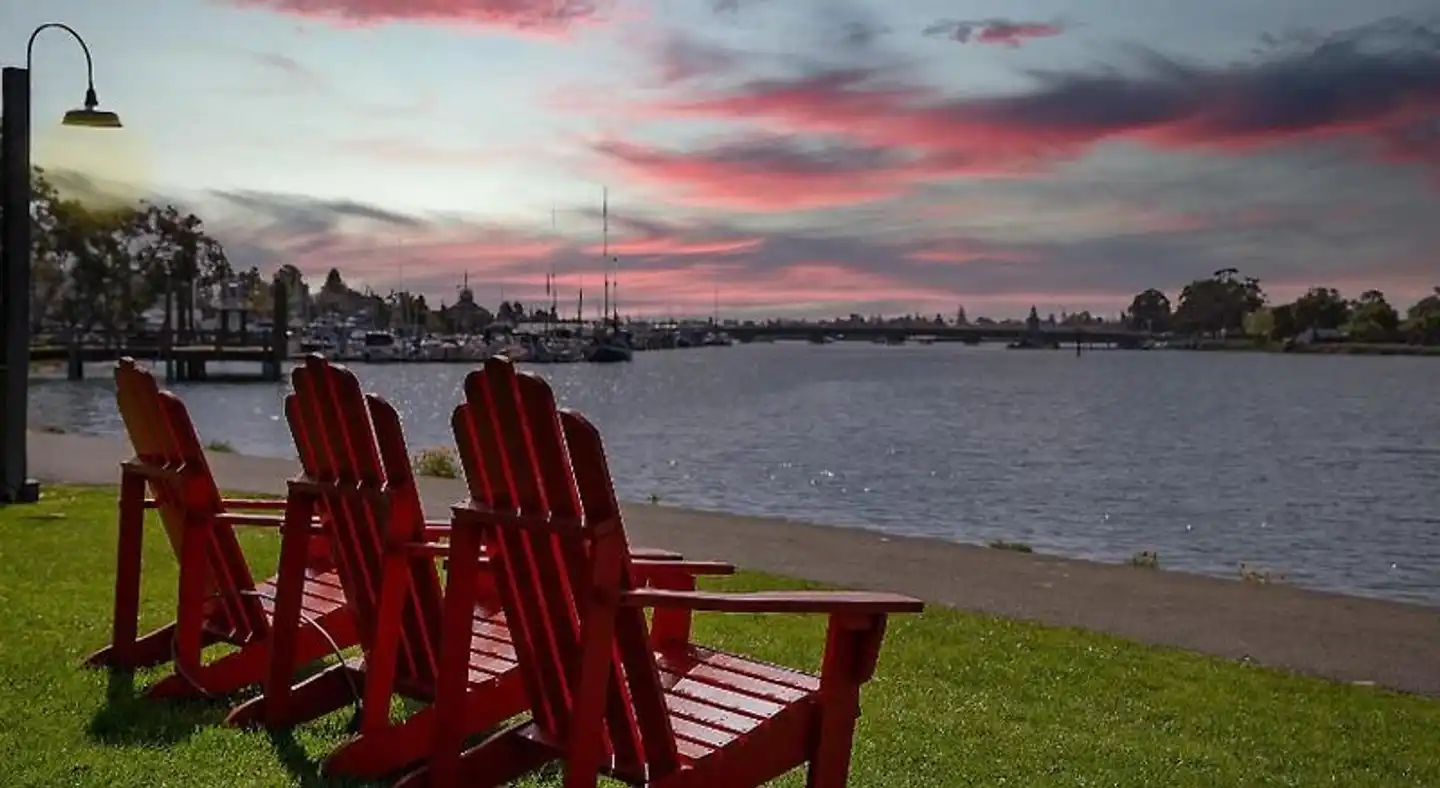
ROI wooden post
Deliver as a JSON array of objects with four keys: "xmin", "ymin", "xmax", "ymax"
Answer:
[
  {"xmin": 66, "ymin": 335, "xmax": 84, "ymax": 380},
  {"xmin": 267, "ymin": 278, "xmax": 288, "ymax": 382},
  {"xmin": 163, "ymin": 277, "xmax": 175, "ymax": 382}
]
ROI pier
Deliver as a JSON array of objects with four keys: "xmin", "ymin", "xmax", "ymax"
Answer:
[{"xmin": 29, "ymin": 281, "xmax": 291, "ymax": 383}]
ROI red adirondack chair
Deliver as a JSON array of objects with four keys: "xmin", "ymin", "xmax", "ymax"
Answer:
[
  {"xmin": 83, "ymin": 358, "xmax": 358, "ymax": 701},
  {"xmin": 400, "ymin": 357, "xmax": 924, "ymax": 788},
  {"xmin": 227, "ymin": 355, "xmax": 730, "ymax": 781}
]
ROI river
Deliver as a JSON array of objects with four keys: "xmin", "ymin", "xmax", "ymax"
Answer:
[{"xmin": 29, "ymin": 343, "xmax": 1440, "ymax": 605}]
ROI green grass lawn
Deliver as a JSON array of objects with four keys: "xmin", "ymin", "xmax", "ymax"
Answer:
[{"xmin": 2, "ymin": 486, "xmax": 1439, "ymax": 787}]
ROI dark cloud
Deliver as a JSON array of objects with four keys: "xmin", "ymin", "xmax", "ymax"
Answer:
[
  {"xmin": 656, "ymin": 33, "xmax": 741, "ymax": 84},
  {"xmin": 922, "ymin": 18, "xmax": 1068, "ymax": 48},
  {"xmin": 641, "ymin": 17, "xmax": 1440, "ymax": 185}
]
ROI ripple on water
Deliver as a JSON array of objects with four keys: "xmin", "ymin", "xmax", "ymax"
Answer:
[{"xmin": 29, "ymin": 345, "xmax": 1440, "ymax": 605}]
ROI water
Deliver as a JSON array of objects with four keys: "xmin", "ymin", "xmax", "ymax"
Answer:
[{"xmin": 30, "ymin": 344, "xmax": 1440, "ymax": 605}]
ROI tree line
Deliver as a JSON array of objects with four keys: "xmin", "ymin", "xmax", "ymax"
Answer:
[
  {"xmin": 10, "ymin": 167, "xmax": 1437, "ymax": 344},
  {"xmin": 4, "ymin": 168, "xmax": 551, "ymax": 341},
  {"xmin": 1124, "ymin": 269, "xmax": 1440, "ymax": 345},
  {"xmin": 2, "ymin": 167, "xmax": 238, "ymax": 341}
]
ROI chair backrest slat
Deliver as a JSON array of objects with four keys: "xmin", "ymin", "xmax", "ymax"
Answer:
[
  {"xmin": 287, "ymin": 356, "xmax": 443, "ymax": 687},
  {"xmin": 113, "ymin": 359, "xmax": 266, "ymax": 641},
  {"xmin": 456, "ymin": 373, "xmax": 573, "ymax": 735},
  {"xmin": 558, "ymin": 409, "xmax": 679, "ymax": 775},
  {"xmin": 453, "ymin": 357, "xmax": 679, "ymax": 777}
]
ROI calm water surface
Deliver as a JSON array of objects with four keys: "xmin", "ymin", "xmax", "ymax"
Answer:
[{"xmin": 31, "ymin": 344, "xmax": 1440, "ymax": 605}]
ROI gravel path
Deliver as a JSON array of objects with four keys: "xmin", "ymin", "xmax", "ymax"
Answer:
[{"xmin": 26, "ymin": 429, "xmax": 1440, "ymax": 696}]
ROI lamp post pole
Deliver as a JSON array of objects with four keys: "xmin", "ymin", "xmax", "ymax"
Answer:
[
  {"xmin": 0, "ymin": 24, "xmax": 121, "ymax": 504},
  {"xmin": 0, "ymin": 66, "xmax": 37, "ymax": 504}
]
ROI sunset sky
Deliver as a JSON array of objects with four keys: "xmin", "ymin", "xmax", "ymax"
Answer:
[{"xmin": 4, "ymin": 0, "xmax": 1439, "ymax": 318}]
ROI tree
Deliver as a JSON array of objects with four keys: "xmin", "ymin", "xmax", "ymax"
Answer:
[
  {"xmin": 4, "ymin": 167, "xmax": 236, "ymax": 340},
  {"xmin": 1126, "ymin": 288, "xmax": 1172, "ymax": 333},
  {"xmin": 1269, "ymin": 303, "xmax": 1297, "ymax": 341},
  {"xmin": 129, "ymin": 202, "xmax": 232, "ymax": 341},
  {"xmin": 954, "ymin": 305, "xmax": 968, "ymax": 325},
  {"xmin": 1405, "ymin": 287, "xmax": 1440, "ymax": 344},
  {"xmin": 274, "ymin": 264, "xmax": 311, "ymax": 320},
  {"xmin": 1291, "ymin": 287, "xmax": 1350, "ymax": 332},
  {"xmin": 322, "ymin": 267, "xmax": 348, "ymax": 295},
  {"xmin": 1173, "ymin": 271, "xmax": 1266, "ymax": 336},
  {"xmin": 1347, "ymin": 289, "xmax": 1400, "ymax": 343},
  {"xmin": 1243, "ymin": 308, "xmax": 1274, "ymax": 340},
  {"xmin": 22, "ymin": 168, "xmax": 67, "ymax": 331}
]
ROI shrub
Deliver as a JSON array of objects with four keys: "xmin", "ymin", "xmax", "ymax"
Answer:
[{"xmin": 414, "ymin": 446, "xmax": 460, "ymax": 479}]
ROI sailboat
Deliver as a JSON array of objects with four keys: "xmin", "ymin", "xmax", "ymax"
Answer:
[{"xmin": 585, "ymin": 187, "xmax": 634, "ymax": 363}]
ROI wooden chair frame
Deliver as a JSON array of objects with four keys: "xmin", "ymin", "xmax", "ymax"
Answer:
[
  {"xmin": 227, "ymin": 355, "xmax": 732, "ymax": 781},
  {"xmin": 83, "ymin": 357, "xmax": 357, "ymax": 701},
  {"xmin": 400, "ymin": 357, "xmax": 923, "ymax": 788}
]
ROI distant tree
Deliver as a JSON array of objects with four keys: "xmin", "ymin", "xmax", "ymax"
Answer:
[
  {"xmin": 1347, "ymin": 289, "xmax": 1400, "ymax": 342},
  {"xmin": 1126, "ymin": 288, "xmax": 1172, "ymax": 333},
  {"xmin": 1243, "ymin": 308, "xmax": 1274, "ymax": 340},
  {"xmin": 1269, "ymin": 303, "xmax": 1297, "ymax": 341},
  {"xmin": 1173, "ymin": 271, "xmax": 1266, "ymax": 336},
  {"xmin": 1291, "ymin": 287, "xmax": 1351, "ymax": 332},
  {"xmin": 1404, "ymin": 286, "xmax": 1440, "ymax": 344},
  {"xmin": 954, "ymin": 305, "xmax": 968, "ymax": 325},
  {"xmin": 322, "ymin": 267, "xmax": 348, "ymax": 295}
]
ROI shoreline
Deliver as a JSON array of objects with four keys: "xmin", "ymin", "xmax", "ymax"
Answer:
[
  {"xmin": 1165, "ymin": 340, "xmax": 1440, "ymax": 356},
  {"xmin": 24, "ymin": 429, "xmax": 1440, "ymax": 696}
]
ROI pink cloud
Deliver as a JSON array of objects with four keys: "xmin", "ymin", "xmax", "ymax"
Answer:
[
  {"xmin": 595, "ymin": 140, "xmax": 914, "ymax": 210},
  {"xmin": 583, "ymin": 235, "xmax": 764, "ymax": 256},
  {"xmin": 222, "ymin": 0, "xmax": 602, "ymax": 35},
  {"xmin": 904, "ymin": 243, "xmax": 1038, "ymax": 264},
  {"xmin": 591, "ymin": 137, "xmax": 1022, "ymax": 211}
]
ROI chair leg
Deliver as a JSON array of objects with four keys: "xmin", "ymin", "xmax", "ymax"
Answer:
[
  {"xmin": 395, "ymin": 723, "xmax": 554, "ymax": 788},
  {"xmin": 86, "ymin": 471, "xmax": 148, "ymax": 668},
  {"xmin": 84, "ymin": 622, "xmax": 179, "ymax": 669},
  {"xmin": 324, "ymin": 675, "xmax": 528, "ymax": 780},
  {"xmin": 804, "ymin": 683, "xmax": 862, "ymax": 788},
  {"xmin": 226, "ymin": 661, "xmax": 360, "ymax": 730},
  {"xmin": 806, "ymin": 616, "xmax": 878, "ymax": 788}
]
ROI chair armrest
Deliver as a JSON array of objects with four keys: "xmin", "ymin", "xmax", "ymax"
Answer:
[
  {"xmin": 629, "ymin": 560, "xmax": 735, "ymax": 577},
  {"xmin": 220, "ymin": 498, "xmax": 288, "ymax": 511},
  {"xmin": 401, "ymin": 540, "xmax": 455, "ymax": 558},
  {"xmin": 214, "ymin": 512, "xmax": 286, "ymax": 528},
  {"xmin": 621, "ymin": 588, "xmax": 923, "ymax": 615},
  {"xmin": 630, "ymin": 547, "xmax": 683, "ymax": 560}
]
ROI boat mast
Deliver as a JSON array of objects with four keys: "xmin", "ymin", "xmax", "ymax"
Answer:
[
  {"xmin": 601, "ymin": 186, "xmax": 610, "ymax": 326},
  {"xmin": 549, "ymin": 204, "xmax": 557, "ymax": 331}
]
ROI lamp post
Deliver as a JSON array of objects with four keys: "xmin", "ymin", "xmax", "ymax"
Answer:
[{"xmin": 1, "ymin": 23, "xmax": 122, "ymax": 504}]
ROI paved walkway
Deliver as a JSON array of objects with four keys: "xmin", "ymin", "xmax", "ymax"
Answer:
[{"xmin": 26, "ymin": 430, "xmax": 1440, "ymax": 696}]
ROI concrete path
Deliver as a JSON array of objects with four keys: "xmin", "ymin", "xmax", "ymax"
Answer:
[{"xmin": 26, "ymin": 429, "xmax": 1440, "ymax": 696}]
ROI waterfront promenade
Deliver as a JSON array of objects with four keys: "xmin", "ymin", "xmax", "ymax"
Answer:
[{"xmin": 26, "ymin": 429, "xmax": 1440, "ymax": 696}]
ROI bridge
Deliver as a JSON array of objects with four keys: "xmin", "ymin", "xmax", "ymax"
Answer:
[{"xmin": 722, "ymin": 323, "xmax": 1156, "ymax": 347}]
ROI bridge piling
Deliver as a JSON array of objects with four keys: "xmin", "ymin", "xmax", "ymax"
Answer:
[{"xmin": 66, "ymin": 338, "xmax": 83, "ymax": 381}]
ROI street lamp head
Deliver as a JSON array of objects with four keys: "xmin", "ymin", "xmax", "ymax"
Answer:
[{"xmin": 61, "ymin": 85, "xmax": 121, "ymax": 128}]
